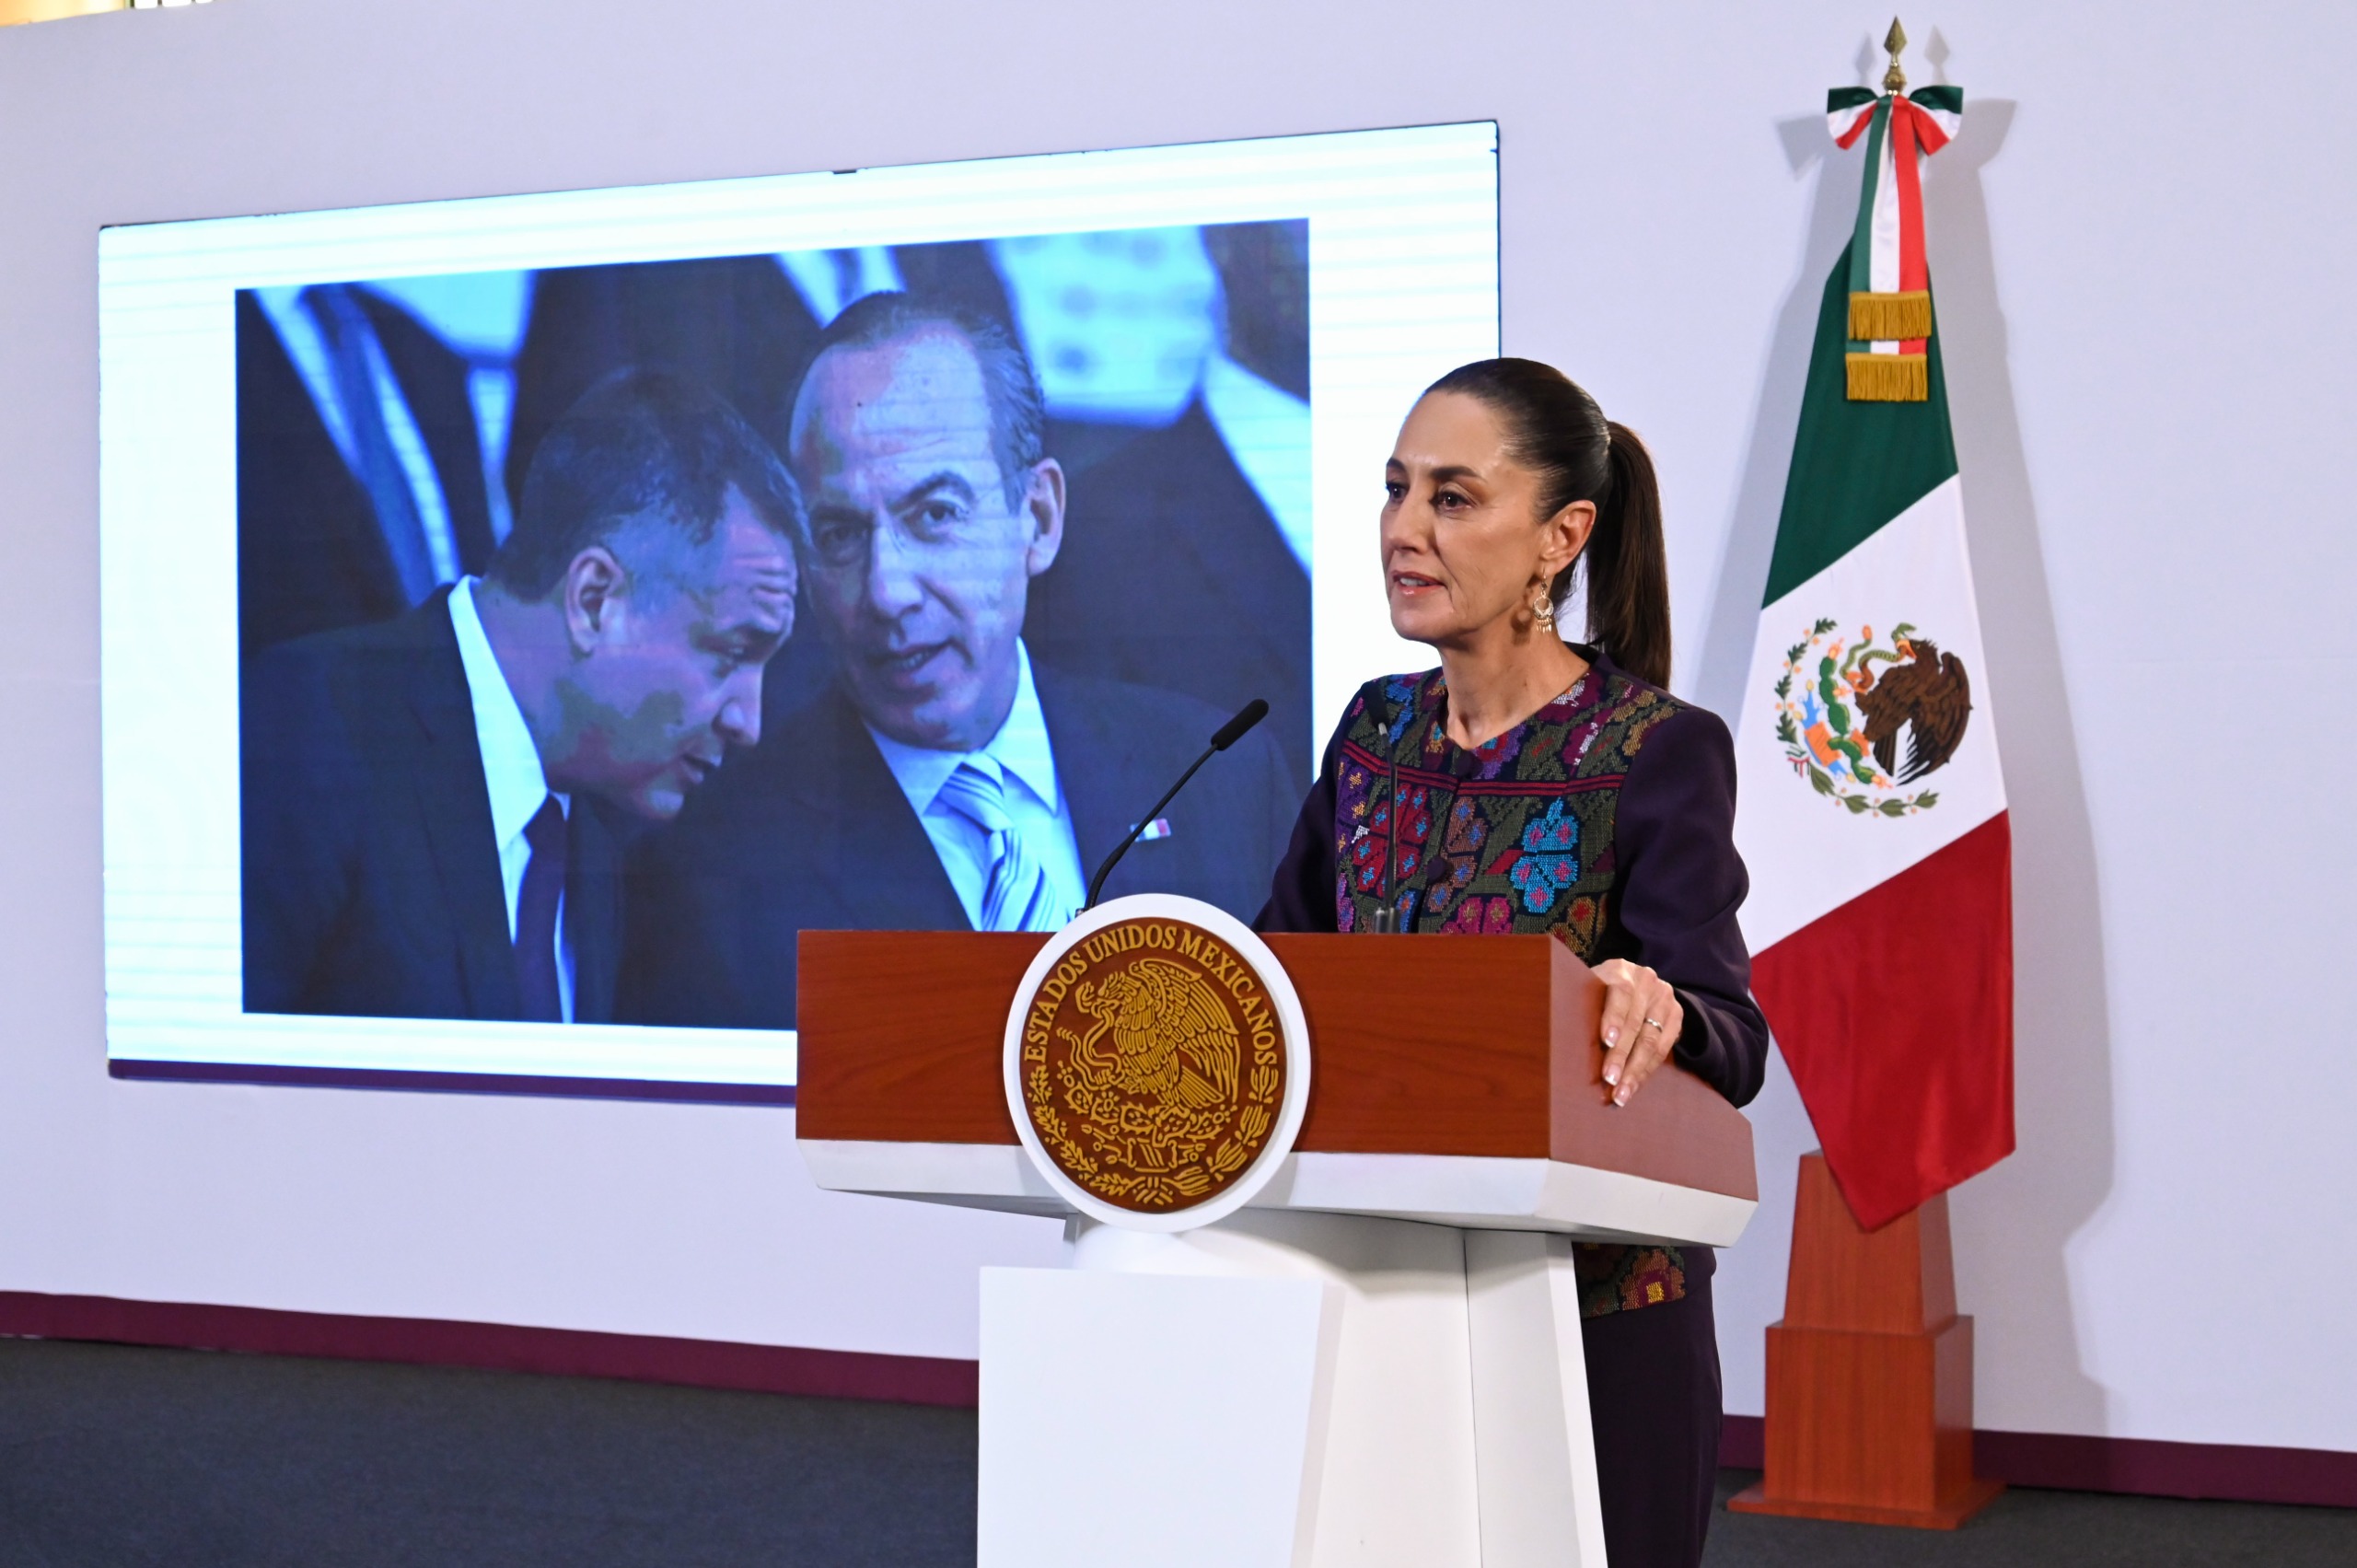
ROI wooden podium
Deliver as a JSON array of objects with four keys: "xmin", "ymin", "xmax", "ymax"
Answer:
[{"xmin": 797, "ymin": 929, "xmax": 1759, "ymax": 1568}]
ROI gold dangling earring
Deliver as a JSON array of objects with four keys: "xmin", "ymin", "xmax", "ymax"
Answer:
[{"xmin": 1531, "ymin": 589, "xmax": 1556, "ymax": 630}]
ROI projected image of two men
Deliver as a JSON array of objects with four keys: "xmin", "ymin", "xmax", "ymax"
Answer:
[{"xmin": 238, "ymin": 224, "xmax": 1311, "ymax": 1029}]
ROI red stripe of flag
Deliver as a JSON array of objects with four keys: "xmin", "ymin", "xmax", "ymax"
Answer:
[
  {"xmin": 1892, "ymin": 100, "xmax": 1931, "ymax": 354},
  {"xmin": 1750, "ymin": 811, "xmax": 2015, "ymax": 1229}
]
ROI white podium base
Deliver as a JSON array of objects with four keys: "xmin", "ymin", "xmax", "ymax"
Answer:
[{"xmin": 979, "ymin": 1211, "xmax": 1606, "ymax": 1568}]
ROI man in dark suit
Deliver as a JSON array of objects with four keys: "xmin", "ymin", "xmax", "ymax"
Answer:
[
  {"xmin": 1019, "ymin": 217, "xmax": 1315, "ymax": 789},
  {"xmin": 620, "ymin": 294, "xmax": 1296, "ymax": 1029},
  {"xmin": 1030, "ymin": 394, "xmax": 1310, "ymax": 794},
  {"xmin": 237, "ymin": 285, "xmax": 505, "ymax": 656},
  {"xmin": 242, "ymin": 371, "xmax": 803, "ymax": 1023}
]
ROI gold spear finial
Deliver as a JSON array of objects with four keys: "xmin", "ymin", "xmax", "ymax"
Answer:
[{"xmin": 1882, "ymin": 17, "xmax": 1909, "ymax": 94}]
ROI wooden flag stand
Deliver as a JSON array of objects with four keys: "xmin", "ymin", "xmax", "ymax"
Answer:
[{"xmin": 1728, "ymin": 1152, "xmax": 2003, "ymax": 1528}]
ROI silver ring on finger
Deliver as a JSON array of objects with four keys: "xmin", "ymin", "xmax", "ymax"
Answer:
[{"xmin": 1642, "ymin": 1016, "xmax": 1665, "ymax": 1031}]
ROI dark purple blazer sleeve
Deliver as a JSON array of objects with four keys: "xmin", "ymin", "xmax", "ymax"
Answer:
[
  {"xmin": 1255, "ymin": 717, "xmax": 1347, "ymax": 935},
  {"xmin": 1603, "ymin": 706, "xmax": 1769, "ymax": 1108}
]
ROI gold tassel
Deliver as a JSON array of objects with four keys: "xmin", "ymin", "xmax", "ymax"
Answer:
[
  {"xmin": 1846, "ymin": 352, "xmax": 1928, "ymax": 402},
  {"xmin": 1848, "ymin": 290, "xmax": 1933, "ymax": 342}
]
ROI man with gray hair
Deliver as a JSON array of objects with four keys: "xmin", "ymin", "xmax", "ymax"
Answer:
[{"xmin": 621, "ymin": 293, "xmax": 1295, "ymax": 1028}]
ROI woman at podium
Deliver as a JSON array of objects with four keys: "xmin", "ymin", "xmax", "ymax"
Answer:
[{"xmin": 1258, "ymin": 357, "xmax": 1768, "ymax": 1568}]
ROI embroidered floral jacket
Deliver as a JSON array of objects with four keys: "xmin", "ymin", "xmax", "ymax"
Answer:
[{"xmin": 1257, "ymin": 647, "xmax": 1768, "ymax": 1318}]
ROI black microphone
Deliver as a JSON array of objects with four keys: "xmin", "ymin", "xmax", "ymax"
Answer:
[{"xmin": 1083, "ymin": 698, "xmax": 1270, "ymax": 911}]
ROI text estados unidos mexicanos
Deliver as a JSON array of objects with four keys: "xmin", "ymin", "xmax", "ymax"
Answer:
[{"xmin": 1022, "ymin": 923, "xmax": 1279, "ymax": 1063}]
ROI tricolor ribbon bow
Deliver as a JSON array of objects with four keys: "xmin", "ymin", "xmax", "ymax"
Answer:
[{"xmin": 1829, "ymin": 79, "xmax": 1963, "ymax": 401}]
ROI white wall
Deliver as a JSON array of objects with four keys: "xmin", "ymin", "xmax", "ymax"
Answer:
[{"xmin": 1, "ymin": 0, "xmax": 2350, "ymax": 1452}]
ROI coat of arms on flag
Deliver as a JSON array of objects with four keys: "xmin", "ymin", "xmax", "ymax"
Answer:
[
  {"xmin": 1773, "ymin": 618, "xmax": 1971, "ymax": 817},
  {"xmin": 1732, "ymin": 25, "xmax": 2013, "ymax": 1232}
]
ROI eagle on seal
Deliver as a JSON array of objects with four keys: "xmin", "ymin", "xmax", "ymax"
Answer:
[
  {"xmin": 1854, "ymin": 635, "xmax": 1973, "ymax": 784},
  {"xmin": 1072, "ymin": 958, "xmax": 1240, "ymax": 1112}
]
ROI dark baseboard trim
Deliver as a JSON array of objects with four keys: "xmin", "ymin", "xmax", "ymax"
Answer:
[
  {"xmin": 1717, "ymin": 1414, "xmax": 2357, "ymax": 1510},
  {"xmin": 110, "ymin": 1058, "xmax": 796, "ymax": 1108},
  {"xmin": 7, "ymin": 1293, "xmax": 2347, "ymax": 1507},
  {"xmin": 0, "ymin": 1292, "xmax": 971, "ymax": 1408}
]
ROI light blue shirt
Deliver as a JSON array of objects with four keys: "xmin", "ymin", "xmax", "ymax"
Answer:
[
  {"xmin": 865, "ymin": 642, "xmax": 1086, "ymax": 930},
  {"xmin": 448, "ymin": 577, "xmax": 574, "ymax": 1022}
]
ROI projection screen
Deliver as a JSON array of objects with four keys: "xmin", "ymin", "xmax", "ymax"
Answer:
[{"xmin": 99, "ymin": 122, "xmax": 1500, "ymax": 1098}]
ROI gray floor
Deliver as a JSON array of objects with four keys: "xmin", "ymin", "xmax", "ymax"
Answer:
[
  {"xmin": 0, "ymin": 1339, "xmax": 971, "ymax": 1567},
  {"xmin": 1703, "ymin": 1470, "xmax": 2356, "ymax": 1567},
  {"xmin": 0, "ymin": 1338, "xmax": 2348, "ymax": 1567}
]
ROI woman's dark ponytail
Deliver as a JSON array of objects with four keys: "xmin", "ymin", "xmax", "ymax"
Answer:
[
  {"xmin": 1423, "ymin": 360, "xmax": 1674, "ymax": 688},
  {"xmin": 1585, "ymin": 421, "xmax": 1671, "ymax": 688}
]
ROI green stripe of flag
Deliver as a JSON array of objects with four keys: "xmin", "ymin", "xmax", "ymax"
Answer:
[{"xmin": 1759, "ymin": 239, "xmax": 1958, "ymax": 607}]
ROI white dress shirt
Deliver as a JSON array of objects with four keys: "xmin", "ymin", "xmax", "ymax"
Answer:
[
  {"xmin": 865, "ymin": 642, "xmax": 1087, "ymax": 930},
  {"xmin": 448, "ymin": 577, "xmax": 574, "ymax": 1021}
]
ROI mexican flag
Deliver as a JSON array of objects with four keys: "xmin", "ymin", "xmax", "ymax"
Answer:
[{"xmin": 1732, "ymin": 82, "xmax": 2014, "ymax": 1231}]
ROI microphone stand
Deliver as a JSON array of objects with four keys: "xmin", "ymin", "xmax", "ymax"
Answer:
[{"xmin": 1082, "ymin": 698, "xmax": 1269, "ymax": 912}]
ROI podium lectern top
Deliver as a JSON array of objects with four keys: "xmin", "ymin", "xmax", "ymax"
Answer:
[{"xmin": 796, "ymin": 930, "xmax": 1757, "ymax": 1248}]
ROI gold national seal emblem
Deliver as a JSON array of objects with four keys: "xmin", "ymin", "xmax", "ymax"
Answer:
[{"xmin": 1005, "ymin": 898, "xmax": 1307, "ymax": 1225}]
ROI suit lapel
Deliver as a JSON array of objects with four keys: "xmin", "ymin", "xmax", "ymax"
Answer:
[
  {"xmin": 784, "ymin": 684, "xmax": 970, "ymax": 932},
  {"xmin": 1037, "ymin": 667, "xmax": 1161, "ymax": 894},
  {"xmin": 1037, "ymin": 668, "xmax": 1241, "ymax": 905},
  {"xmin": 397, "ymin": 598, "xmax": 525, "ymax": 1020}
]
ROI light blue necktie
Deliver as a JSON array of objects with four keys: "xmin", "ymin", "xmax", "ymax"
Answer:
[{"xmin": 936, "ymin": 761, "xmax": 1059, "ymax": 932}]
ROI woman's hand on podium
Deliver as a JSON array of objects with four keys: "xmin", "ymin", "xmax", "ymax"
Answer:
[{"xmin": 1595, "ymin": 958, "xmax": 1682, "ymax": 1108}]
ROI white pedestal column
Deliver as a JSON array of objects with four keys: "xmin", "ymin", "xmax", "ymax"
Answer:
[
  {"xmin": 978, "ymin": 1263, "xmax": 1340, "ymax": 1568},
  {"xmin": 1465, "ymin": 1230, "xmax": 1608, "ymax": 1567},
  {"xmin": 979, "ymin": 1212, "xmax": 1606, "ymax": 1567}
]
